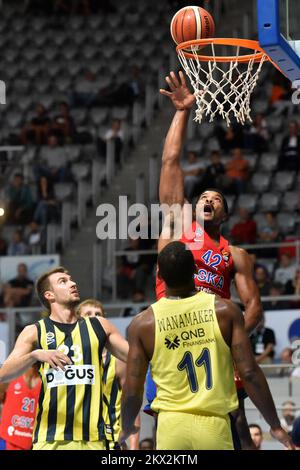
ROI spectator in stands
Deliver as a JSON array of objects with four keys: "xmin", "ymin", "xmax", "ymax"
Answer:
[
  {"xmin": 139, "ymin": 438, "xmax": 155, "ymax": 450},
  {"xmin": 217, "ymin": 124, "xmax": 244, "ymax": 152},
  {"xmin": 50, "ymin": 102, "xmax": 76, "ymax": 143},
  {"xmin": 98, "ymin": 119, "xmax": 124, "ymax": 166},
  {"xmin": 230, "ymin": 208, "xmax": 257, "ymax": 245},
  {"xmin": 257, "ymin": 211, "xmax": 280, "ymax": 258},
  {"xmin": 245, "ymin": 114, "xmax": 269, "ymax": 153},
  {"xmin": 7, "ymin": 229, "xmax": 28, "ymax": 256},
  {"xmin": 127, "ymin": 65, "xmax": 145, "ymax": 103},
  {"xmin": 182, "ymin": 151, "xmax": 203, "ymax": 200},
  {"xmin": 34, "ymin": 176, "xmax": 59, "ymax": 226},
  {"xmin": 21, "ymin": 103, "xmax": 50, "ymax": 145},
  {"xmin": 26, "ymin": 222, "xmax": 42, "ymax": 254},
  {"xmin": 278, "ymin": 120, "xmax": 300, "ymax": 171},
  {"xmin": 249, "ymin": 424, "xmax": 263, "ymax": 450},
  {"xmin": 6, "ymin": 173, "xmax": 34, "ymax": 225},
  {"xmin": 280, "ymin": 401, "xmax": 296, "ymax": 434},
  {"xmin": 291, "ymin": 417, "xmax": 300, "ymax": 449},
  {"xmin": 278, "ymin": 347, "xmax": 294, "ymax": 377},
  {"xmin": 250, "ymin": 314, "xmax": 276, "ymax": 364},
  {"xmin": 225, "ymin": 148, "xmax": 249, "ymax": 194},
  {"xmin": 3, "ymin": 263, "xmax": 34, "ymax": 308},
  {"xmin": 254, "ymin": 265, "xmax": 272, "ymax": 296},
  {"xmin": 274, "ymin": 253, "xmax": 297, "ymax": 288},
  {"xmin": 285, "ymin": 267, "xmax": 300, "ymax": 309},
  {"xmin": 37, "ymin": 134, "xmax": 72, "ymax": 183},
  {"xmin": 264, "ymin": 282, "xmax": 290, "ymax": 310},
  {"xmin": 117, "ymin": 237, "xmax": 149, "ymax": 300},
  {"xmin": 201, "ymin": 150, "xmax": 225, "ymax": 191},
  {"xmin": 257, "ymin": 211, "xmax": 280, "ymax": 244},
  {"xmin": 71, "ymin": 69, "xmax": 100, "ymax": 107},
  {"xmin": 270, "ymin": 71, "xmax": 294, "ymax": 117}
]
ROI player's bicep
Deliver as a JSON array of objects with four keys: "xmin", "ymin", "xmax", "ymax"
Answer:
[
  {"xmin": 5, "ymin": 325, "xmax": 37, "ymax": 362},
  {"xmin": 125, "ymin": 321, "xmax": 148, "ymax": 394},
  {"xmin": 231, "ymin": 313, "xmax": 257, "ymax": 375}
]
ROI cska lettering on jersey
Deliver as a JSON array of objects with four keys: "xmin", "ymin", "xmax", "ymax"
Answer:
[
  {"xmin": 194, "ymin": 268, "xmax": 224, "ymax": 290},
  {"xmin": 45, "ymin": 365, "xmax": 95, "ymax": 389}
]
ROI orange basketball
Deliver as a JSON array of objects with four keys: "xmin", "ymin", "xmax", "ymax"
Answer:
[{"xmin": 170, "ymin": 6, "xmax": 215, "ymax": 45}]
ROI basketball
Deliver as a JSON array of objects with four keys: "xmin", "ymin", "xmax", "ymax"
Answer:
[{"xmin": 170, "ymin": 6, "xmax": 215, "ymax": 45}]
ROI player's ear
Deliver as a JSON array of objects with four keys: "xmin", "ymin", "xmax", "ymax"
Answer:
[{"xmin": 44, "ymin": 290, "xmax": 55, "ymax": 302}]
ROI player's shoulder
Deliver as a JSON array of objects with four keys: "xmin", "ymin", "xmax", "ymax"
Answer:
[
  {"xmin": 229, "ymin": 245, "xmax": 252, "ymax": 268},
  {"xmin": 214, "ymin": 295, "xmax": 243, "ymax": 322},
  {"xmin": 22, "ymin": 323, "xmax": 39, "ymax": 340},
  {"xmin": 128, "ymin": 307, "xmax": 154, "ymax": 334}
]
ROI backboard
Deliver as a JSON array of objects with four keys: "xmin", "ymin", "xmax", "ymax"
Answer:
[{"xmin": 257, "ymin": 0, "xmax": 300, "ymax": 82}]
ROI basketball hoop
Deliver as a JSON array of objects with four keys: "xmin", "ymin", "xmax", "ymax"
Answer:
[{"xmin": 176, "ymin": 38, "xmax": 269, "ymax": 126}]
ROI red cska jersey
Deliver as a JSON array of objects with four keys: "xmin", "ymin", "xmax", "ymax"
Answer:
[
  {"xmin": 0, "ymin": 375, "xmax": 41, "ymax": 450},
  {"xmin": 156, "ymin": 221, "xmax": 234, "ymax": 300}
]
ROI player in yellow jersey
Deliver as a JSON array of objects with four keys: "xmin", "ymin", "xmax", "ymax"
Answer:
[
  {"xmin": 0, "ymin": 267, "xmax": 128, "ymax": 451},
  {"xmin": 121, "ymin": 242, "xmax": 293, "ymax": 450},
  {"xmin": 78, "ymin": 298, "xmax": 140, "ymax": 450}
]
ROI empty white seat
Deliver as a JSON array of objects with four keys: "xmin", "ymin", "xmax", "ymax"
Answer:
[
  {"xmin": 111, "ymin": 107, "xmax": 130, "ymax": 120},
  {"xmin": 197, "ymin": 122, "xmax": 215, "ymax": 140},
  {"xmin": 282, "ymin": 191, "xmax": 300, "ymax": 211},
  {"xmin": 72, "ymin": 163, "xmax": 90, "ymax": 181},
  {"xmin": 54, "ymin": 183, "xmax": 74, "ymax": 201},
  {"xmin": 186, "ymin": 139, "xmax": 203, "ymax": 154},
  {"xmin": 90, "ymin": 108, "xmax": 109, "ymax": 127},
  {"xmin": 259, "ymin": 153, "xmax": 279, "ymax": 171},
  {"xmin": 260, "ymin": 192, "xmax": 281, "ymax": 212},
  {"xmin": 6, "ymin": 111, "xmax": 23, "ymax": 129},
  {"xmin": 277, "ymin": 212, "xmax": 296, "ymax": 234},
  {"xmin": 274, "ymin": 171, "xmax": 296, "ymax": 191},
  {"xmin": 251, "ymin": 173, "xmax": 271, "ymax": 192},
  {"xmin": 65, "ymin": 145, "xmax": 81, "ymax": 162},
  {"xmin": 236, "ymin": 193, "xmax": 258, "ymax": 213}
]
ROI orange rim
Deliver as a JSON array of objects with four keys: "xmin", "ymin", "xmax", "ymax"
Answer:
[{"xmin": 176, "ymin": 38, "xmax": 269, "ymax": 63}]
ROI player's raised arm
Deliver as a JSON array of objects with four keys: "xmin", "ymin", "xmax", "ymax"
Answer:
[
  {"xmin": 159, "ymin": 71, "xmax": 195, "ymax": 208},
  {"xmin": 226, "ymin": 300, "xmax": 293, "ymax": 449},
  {"xmin": 230, "ymin": 246, "xmax": 263, "ymax": 334}
]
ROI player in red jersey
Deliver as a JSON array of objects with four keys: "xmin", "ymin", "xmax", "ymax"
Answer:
[
  {"xmin": 155, "ymin": 71, "xmax": 263, "ymax": 450},
  {"xmin": 0, "ymin": 365, "xmax": 41, "ymax": 450}
]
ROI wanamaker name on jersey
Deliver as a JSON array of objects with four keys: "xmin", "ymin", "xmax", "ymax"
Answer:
[
  {"xmin": 45, "ymin": 365, "xmax": 95, "ymax": 389},
  {"xmin": 157, "ymin": 309, "xmax": 214, "ymax": 333}
]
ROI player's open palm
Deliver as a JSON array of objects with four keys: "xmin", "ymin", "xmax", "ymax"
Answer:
[
  {"xmin": 32, "ymin": 349, "xmax": 72, "ymax": 371},
  {"xmin": 160, "ymin": 71, "xmax": 195, "ymax": 110}
]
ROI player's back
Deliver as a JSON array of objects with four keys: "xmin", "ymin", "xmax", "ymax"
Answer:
[
  {"xmin": 156, "ymin": 222, "xmax": 234, "ymax": 300},
  {"xmin": 150, "ymin": 291, "xmax": 237, "ymax": 416},
  {"xmin": 0, "ymin": 375, "xmax": 41, "ymax": 450}
]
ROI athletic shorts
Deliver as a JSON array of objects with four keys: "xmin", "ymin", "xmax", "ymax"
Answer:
[
  {"xmin": 32, "ymin": 440, "xmax": 106, "ymax": 451},
  {"xmin": 156, "ymin": 411, "xmax": 234, "ymax": 450}
]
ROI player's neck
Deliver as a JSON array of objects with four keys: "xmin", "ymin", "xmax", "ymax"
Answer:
[
  {"xmin": 205, "ymin": 224, "xmax": 221, "ymax": 244},
  {"xmin": 49, "ymin": 306, "xmax": 78, "ymax": 324},
  {"xmin": 166, "ymin": 282, "xmax": 196, "ymax": 299}
]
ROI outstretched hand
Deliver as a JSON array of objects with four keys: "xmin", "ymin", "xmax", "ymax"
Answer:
[{"xmin": 160, "ymin": 71, "xmax": 195, "ymax": 111}]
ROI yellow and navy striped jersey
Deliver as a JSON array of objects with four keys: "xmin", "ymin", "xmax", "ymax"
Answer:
[
  {"xmin": 33, "ymin": 316, "xmax": 106, "ymax": 443},
  {"xmin": 102, "ymin": 352, "xmax": 122, "ymax": 442},
  {"xmin": 150, "ymin": 292, "xmax": 238, "ymax": 416}
]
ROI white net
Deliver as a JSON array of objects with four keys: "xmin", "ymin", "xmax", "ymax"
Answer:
[{"xmin": 177, "ymin": 43, "xmax": 267, "ymax": 126}]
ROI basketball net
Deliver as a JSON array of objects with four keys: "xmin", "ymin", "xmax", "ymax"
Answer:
[{"xmin": 177, "ymin": 40, "xmax": 268, "ymax": 126}]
